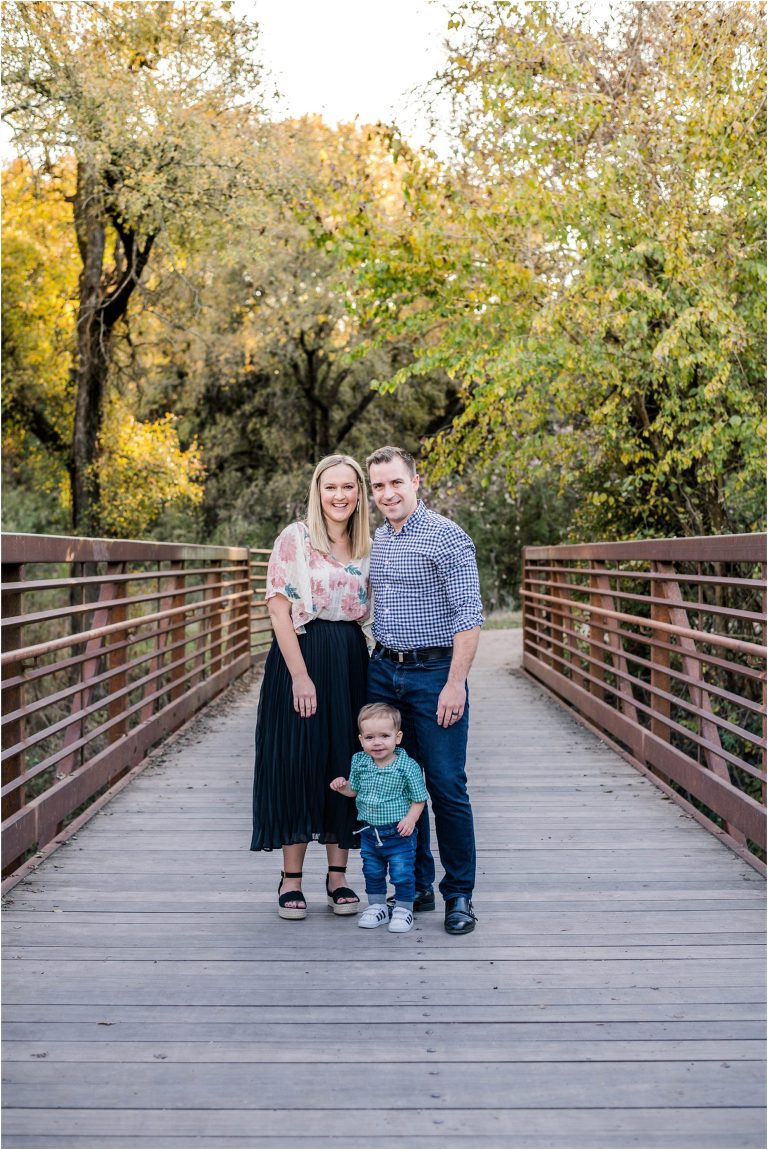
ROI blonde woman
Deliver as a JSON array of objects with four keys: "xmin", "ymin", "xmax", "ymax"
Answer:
[{"xmin": 250, "ymin": 455, "xmax": 371, "ymax": 919}]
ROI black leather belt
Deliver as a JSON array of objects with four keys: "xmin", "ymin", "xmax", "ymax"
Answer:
[{"xmin": 374, "ymin": 642, "xmax": 453, "ymax": 664}]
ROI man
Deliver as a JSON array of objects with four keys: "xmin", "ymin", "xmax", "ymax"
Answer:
[{"xmin": 365, "ymin": 445, "xmax": 484, "ymax": 935}]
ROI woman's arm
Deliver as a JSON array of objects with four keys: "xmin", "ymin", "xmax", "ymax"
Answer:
[{"xmin": 268, "ymin": 594, "xmax": 317, "ymax": 718}]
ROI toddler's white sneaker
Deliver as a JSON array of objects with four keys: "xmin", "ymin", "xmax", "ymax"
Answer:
[
  {"xmin": 388, "ymin": 907, "xmax": 414, "ymax": 933},
  {"xmin": 358, "ymin": 903, "xmax": 390, "ymax": 928}
]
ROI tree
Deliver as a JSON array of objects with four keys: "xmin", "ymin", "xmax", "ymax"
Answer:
[
  {"xmin": 2, "ymin": 0, "xmax": 264, "ymax": 534},
  {"xmin": 1, "ymin": 157, "xmax": 77, "ymax": 530},
  {"xmin": 339, "ymin": 0, "xmax": 766, "ymax": 540},
  {"xmin": 128, "ymin": 117, "xmax": 466, "ymax": 546}
]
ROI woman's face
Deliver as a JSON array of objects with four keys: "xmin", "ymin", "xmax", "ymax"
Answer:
[{"xmin": 318, "ymin": 463, "xmax": 360, "ymax": 529}]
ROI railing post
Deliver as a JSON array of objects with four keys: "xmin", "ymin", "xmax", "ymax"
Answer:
[
  {"xmin": 166, "ymin": 569, "xmax": 188, "ymax": 703},
  {"xmin": 588, "ymin": 564, "xmax": 607, "ymax": 700},
  {"xmin": 592, "ymin": 565, "xmax": 639, "ymax": 722},
  {"xmin": 570, "ymin": 564, "xmax": 590, "ymax": 692},
  {"xmin": 209, "ymin": 562, "xmax": 224, "ymax": 678},
  {"xmin": 1, "ymin": 564, "xmax": 25, "ymax": 875},
  {"xmin": 649, "ymin": 561, "xmax": 672, "ymax": 747},
  {"xmin": 548, "ymin": 562, "xmax": 564, "ymax": 675},
  {"xmin": 105, "ymin": 562, "xmax": 128, "ymax": 738},
  {"xmin": 60, "ymin": 575, "xmax": 121, "ymax": 774},
  {"xmin": 654, "ymin": 561, "xmax": 746, "ymax": 845},
  {"xmin": 521, "ymin": 550, "xmax": 531, "ymax": 663},
  {"xmin": 236, "ymin": 553, "xmax": 253, "ymax": 662}
]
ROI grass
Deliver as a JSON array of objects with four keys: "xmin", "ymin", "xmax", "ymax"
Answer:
[{"xmin": 483, "ymin": 609, "xmax": 522, "ymax": 630}]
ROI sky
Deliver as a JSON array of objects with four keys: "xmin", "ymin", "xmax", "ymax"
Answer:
[{"xmin": 245, "ymin": 0, "xmax": 454, "ymax": 143}]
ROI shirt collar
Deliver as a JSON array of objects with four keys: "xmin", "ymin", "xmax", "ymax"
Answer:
[{"xmin": 383, "ymin": 499, "xmax": 427, "ymax": 536}]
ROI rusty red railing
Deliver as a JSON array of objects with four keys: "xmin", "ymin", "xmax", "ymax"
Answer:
[
  {"xmin": 4, "ymin": 530, "xmax": 765, "ymax": 884},
  {"xmin": 521, "ymin": 533, "xmax": 767, "ymax": 871},
  {"xmin": 1, "ymin": 534, "xmax": 272, "ymax": 882}
]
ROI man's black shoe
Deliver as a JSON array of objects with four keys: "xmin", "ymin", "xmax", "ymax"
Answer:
[
  {"xmin": 444, "ymin": 895, "xmax": 477, "ymax": 935},
  {"xmin": 388, "ymin": 889, "xmax": 435, "ymax": 913}
]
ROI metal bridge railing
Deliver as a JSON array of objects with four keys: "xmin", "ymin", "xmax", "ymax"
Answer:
[
  {"xmin": 521, "ymin": 533, "xmax": 767, "ymax": 870},
  {"xmin": 1, "ymin": 534, "xmax": 272, "ymax": 883}
]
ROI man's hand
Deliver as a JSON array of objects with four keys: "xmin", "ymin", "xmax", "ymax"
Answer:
[
  {"xmin": 435, "ymin": 627, "xmax": 478, "ymax": 727},
  {"xmin": 436, "ymin": 681, "xmax": 466, "ymax": 728}
]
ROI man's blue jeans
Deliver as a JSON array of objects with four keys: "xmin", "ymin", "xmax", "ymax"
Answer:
[
  {"xmin": 359, "ymin": 823, "xmax": 417, "ymax": 904},
  {"xmin": 367, "ymin": 651, "xmax": 476, "ymax": 900}
]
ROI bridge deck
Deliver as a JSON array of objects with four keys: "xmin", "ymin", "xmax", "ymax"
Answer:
[{"xmin": 2, "ymin": 631, "xmax": 765, "ymax": 1149}]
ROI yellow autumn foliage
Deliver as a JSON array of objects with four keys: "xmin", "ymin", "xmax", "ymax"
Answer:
[{"xmin": 96, "ymin": 400, "xmax": 204, "ymax": 538}]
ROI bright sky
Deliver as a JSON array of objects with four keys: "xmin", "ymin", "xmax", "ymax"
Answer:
[{"xmin": 245, "ymin": 0, "xmax": 454, "ymax": 141}]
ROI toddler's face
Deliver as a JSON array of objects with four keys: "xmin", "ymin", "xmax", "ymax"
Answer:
[{"xmin": 358, "ymin": 718, "xmax": 402, "ymax": 764}]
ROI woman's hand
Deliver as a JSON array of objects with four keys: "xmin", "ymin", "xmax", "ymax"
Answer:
[{"xmin": 291, "ymin": 672, "xmax": 317, "ymax": 718}]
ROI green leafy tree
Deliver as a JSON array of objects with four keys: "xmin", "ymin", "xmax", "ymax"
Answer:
[
  {"xmin": 2, "ymin": 0, "xmax": 265, "ymax": 534},
  {"xmin": 129, "ymin": 117, "xmax": 465, "ymax": 546},
  {"xmin": 340, "ymin": 0, "xmax": 766, "ymax": 540}
]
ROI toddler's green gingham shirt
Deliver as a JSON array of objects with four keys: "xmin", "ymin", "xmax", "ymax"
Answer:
[{"xmin": 348, "ymin": 747, "xmax": 428, "ymax": 825}]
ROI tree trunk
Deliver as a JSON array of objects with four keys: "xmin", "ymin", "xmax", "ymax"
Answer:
[
  {"xmin": 72, "ymin": 160, "xmax": 109, "ymax": 536},
  {"xmin": 70, "ymin": 159, "xmax": 155, "ymax": 535}
]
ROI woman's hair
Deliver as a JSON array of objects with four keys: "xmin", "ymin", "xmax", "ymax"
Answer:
[
  {"xmin": 358, "ymin": 702, "xmax": 402, "ymax": 731},
  {"xmin": 306, "ymin": 454, "xmax": 370, "ymax": 559}
]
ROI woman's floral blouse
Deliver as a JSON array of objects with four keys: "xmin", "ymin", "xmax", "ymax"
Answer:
[{"xmin": 266, "ymin": 521, "xmax": 370, "ymax": 634}]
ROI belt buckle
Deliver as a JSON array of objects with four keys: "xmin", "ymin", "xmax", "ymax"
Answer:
[{"xmin": 397, "ymin": 650, "xmax": 405, "ymax": 663}]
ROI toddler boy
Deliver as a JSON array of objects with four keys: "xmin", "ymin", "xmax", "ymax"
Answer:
[{"xmin": 330, "ymin": 703, "xmax": 428, "ymax": 933}]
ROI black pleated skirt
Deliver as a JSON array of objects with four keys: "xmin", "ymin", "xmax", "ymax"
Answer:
[{"xmin": 250, "ymin": 619, "xmax": 368, "ymax": 851}]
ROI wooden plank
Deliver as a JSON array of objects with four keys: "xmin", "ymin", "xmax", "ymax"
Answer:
[
  {"xmin": 3, "ymin": 1038, "xmax": 765, "ymax": 1063},
  {"xmin": 5, "ymin": 943, "xmax": 764, "ymax": 963},
  {"xmin": 3, "ymin": 955, "xmax": 766, "ymax": 990},
  {"xmin": 2, "ymin": 1107, "xmax": 766, "ymax": 1149},
  {"xmin": 3, "ymin": 1058, "xmax": 765, "ymax": 1109},
  {"xmin": 5, "ymin": 1020, "xmax": 765, "ymax": 1043},
  {"xmin": 2, "ymin": 630, "xmax": 765, "ymax": 1150},
  {"xmin": 5, "ymin": 1001, "xmax": 764, "ymax": 1024}
]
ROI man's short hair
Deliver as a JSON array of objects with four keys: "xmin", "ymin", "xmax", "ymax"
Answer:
[
  {"xmin": 358, "ymin": 702, "xmax": 402, "ymax": 730},
  {"xmin": 365, "ymin": 445, "xmax": 417, "ymax": 477}
]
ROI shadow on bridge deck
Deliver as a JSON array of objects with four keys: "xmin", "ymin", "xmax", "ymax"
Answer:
[{"xmin": 2, "ymin": 631, "xmax": 765, "ymax": 1149}]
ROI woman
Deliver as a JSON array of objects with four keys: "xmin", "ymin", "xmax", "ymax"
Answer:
[{"xmin": 250, "ymin": 454, "xmax": 371, "ymax": 919}]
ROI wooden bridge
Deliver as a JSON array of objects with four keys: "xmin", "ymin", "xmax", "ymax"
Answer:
[{"xmin": 2, "ymin": 532, "xmax": 766, "ymax": 1149}]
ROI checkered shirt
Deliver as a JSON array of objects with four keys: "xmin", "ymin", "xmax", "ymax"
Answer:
[
  {"xmin": 370, "ymin": 501, "xmax": 484, "ymax": 649},
  {"xmin": 348, "ymin": 748, "xmax": 429, "ymax": 825}
]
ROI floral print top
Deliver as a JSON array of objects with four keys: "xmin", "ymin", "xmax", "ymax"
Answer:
[{"xmin": 266, "ymin": 521, "xmax": 371, "ymax": 635}]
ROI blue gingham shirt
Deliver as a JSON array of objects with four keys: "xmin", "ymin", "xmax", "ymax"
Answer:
[{"xmin": 370, "ymin": 501, "xmax": 484, "ymax": 649}]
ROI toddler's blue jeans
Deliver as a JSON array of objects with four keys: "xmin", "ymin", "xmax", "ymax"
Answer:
[{"xmin": 359, "ymin": 823, "xmax": 416, "ymax": 904}]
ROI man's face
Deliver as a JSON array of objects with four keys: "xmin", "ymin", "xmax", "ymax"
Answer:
[{"xmin": 368, "ymin": 457, "xmax": 420, "ymax": 530}]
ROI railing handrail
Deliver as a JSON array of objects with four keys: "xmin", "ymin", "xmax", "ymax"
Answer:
[
  {"xmin": 524, "ymin": 532, "xmax": 766, "ymax": 562},
  {"xmin": 1, "ymin": 532, "xmax": 251, "ymax": 563},
  {"xmin": 521, "ymin": 532, "xmax": 767, "ymax": 872},
  {"xmin": 1, "ymin": 531, "xmax": 273, "ymax": 886}
]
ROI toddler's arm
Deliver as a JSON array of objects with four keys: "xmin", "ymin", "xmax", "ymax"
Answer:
[
  {"xmin": 397, "ymin": 800, "xmax": 425, "ymax": 837},
  {"xmin": 330, "ymin": 776, "xmax": 357, "ymax": 798}
]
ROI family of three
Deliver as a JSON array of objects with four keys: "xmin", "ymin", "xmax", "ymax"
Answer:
[{"xmin": 250, "ymin": 446, "xmax": 484, "ymax": 936}]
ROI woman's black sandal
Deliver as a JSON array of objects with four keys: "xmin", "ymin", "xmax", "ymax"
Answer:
[
  {"xmin": 278, "ymin": 870, "xmax": 307, "ymax": 920},
  {"xmin": 326, "ymin": 865, "xmax": 360, "ymax": 916}
]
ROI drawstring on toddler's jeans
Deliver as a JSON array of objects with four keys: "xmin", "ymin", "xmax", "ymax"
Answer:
[{"xmin": 354, "ymin": 824, "xmax": 383, "ymax": 845}]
